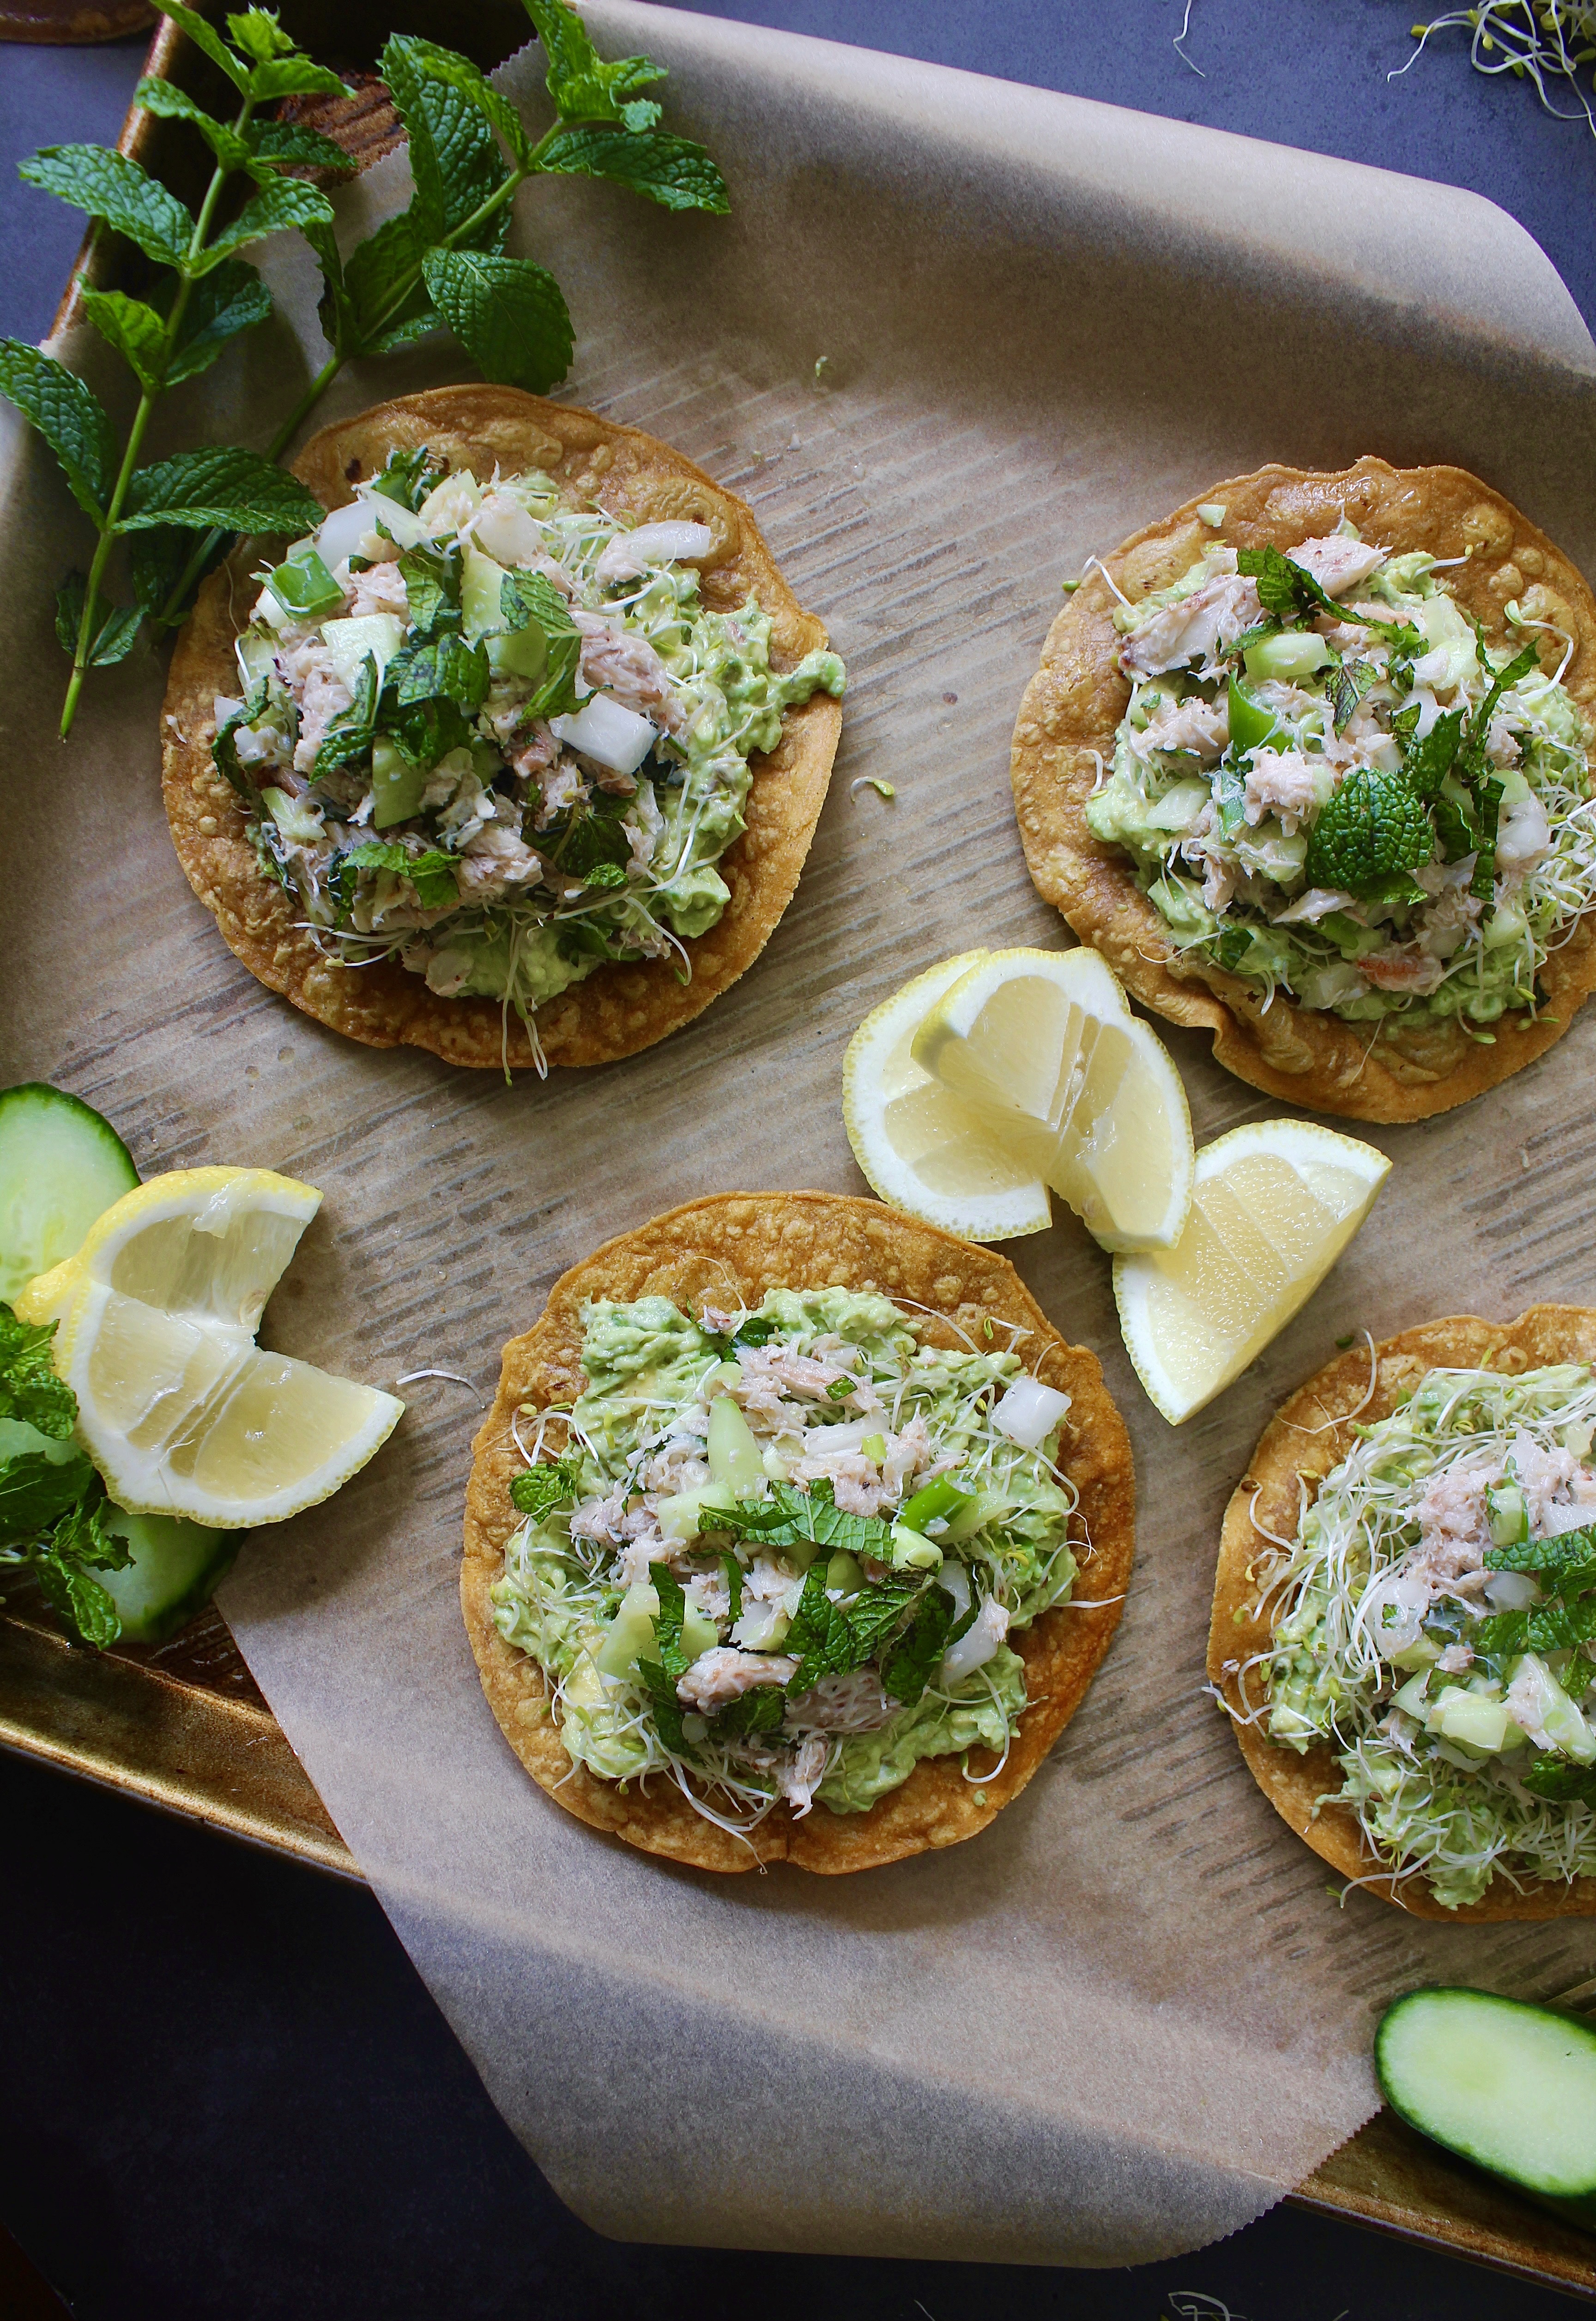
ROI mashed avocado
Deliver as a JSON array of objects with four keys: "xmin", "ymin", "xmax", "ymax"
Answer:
[
  {"xmin": 490, "ymin": 1287, "xmax": 1080, "ymax": 1837},
  {"xmin": 1254, "ymin": 1361, "xmax": 1596, "ymax": 1908},
  {"xmin": 216, "ymin": 446, "xmax": 845, "ymax": 1040},
  {"xmin": 1085, "ymin": 525, "xmax": 1595, "ymax": 1028}
]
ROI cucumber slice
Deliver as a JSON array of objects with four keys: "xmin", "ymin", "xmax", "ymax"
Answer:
[
  {"xmin": 0, "ymin": 1082, "xmax": 138, "ymax": 1303},
  {"xmin": 96, "ymin": 1508, "xmax": 243, "ymax": 1644},
  {"xmin": 1377, "ymin": 1987, "xmax": 1596, "ymax": 2228}
]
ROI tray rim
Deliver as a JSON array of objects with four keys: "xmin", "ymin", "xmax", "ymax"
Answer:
[{"xmin": 9, "ymin": 0, "xmax": 1596, "ymax": 2295}]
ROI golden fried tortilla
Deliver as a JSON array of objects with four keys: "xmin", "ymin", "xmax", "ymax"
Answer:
[
  {"xmin": 463, "ymin": 1191, "xmax": 1136, "ymax": 1874},
  {"xmin": 1210, "ymin": 1306, "xmax": 1596, "ymax": 1920},
  {"xmin": 163, "ymin": 387, "xmax": 843, "ymax": 1070},
  {"xmin": 1012, "ymin": 458, "xmax": 1596, "ymax": 1123}
]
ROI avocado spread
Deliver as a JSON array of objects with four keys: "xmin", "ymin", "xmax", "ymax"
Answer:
[
  {"xmin": 1086, "ymin": 528, "xmax": 1594, "ymax": 1028},
  {"xmin": 1251, "ymin": 1360, "xmax": 1596, "ymax": 1907},
  {"xmin": 490, "ymin": 1288, "xmax": 1079, "ymax": 1833},
  {"xmin": 212, "ymin": 444, "xmax": 845, "ymax": 1045}
]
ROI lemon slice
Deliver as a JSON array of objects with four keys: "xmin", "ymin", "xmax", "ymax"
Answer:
[
  {"xmin": 909, "ymin": 947, "xmax": 1195, "ymax": 1252},
  {"xmin": 1113, "ymin": 1119, "xmax": 1390, "ymax": 1424},
  {"xmin": 842, "ymin": 953, "xmax": 1053, "ymax": 1241},
  {"xmin": 15, "ymin": 1167, "xmax": 403, "ymax": 1525}
]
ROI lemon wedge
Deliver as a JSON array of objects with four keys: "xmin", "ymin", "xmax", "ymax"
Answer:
[
  {"xmin": 908, "ymin": 947, "xmax": 1194, "ymax": 1252},
  {"xmin": 842, "ymin": 953, "xmax": 1053, "ymax": 1242},
  {"xmin": 1113, "ymin": 1119, "xmax": 1390, "ymax": 1424},
  {"xmin": 15, "ymin": 1167, "xmax": 403, "ymax": 1525}
]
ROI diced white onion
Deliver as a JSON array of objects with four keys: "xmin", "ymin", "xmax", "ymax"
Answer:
[
  {"xmin": 940, "ymin": 1596, "xmax": 1010, "ymax": 1683},
  {"xmin": 550, "ymin": 693, "xmax": 658, "ymax": 776},
  {"xmin": 1484, "ymin": 1570, "xmax": 1538, "ymax": 1612},
  {"xmin": 314, "ymin": 497, "xmax": 376, "ymax": 568},
  {"xmin": 596, "ymin": 522, "xmax": 715, "ymax": 582},
  {"xmin": 802, "ymin": 1419, "xmax": 871, "ymax": 1457},
  {"xmin": 991, "ymin": 1376, "xmax": 1071, "ymax": 1451}
]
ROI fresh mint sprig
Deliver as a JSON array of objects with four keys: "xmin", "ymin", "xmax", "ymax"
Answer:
[
  {"xmin": 145, "ymin": 1, "xmax": 729, "ymax": 637},
  {"xmin": 1, "ymin": 6, "xmax": 344, "ymax": 737},
  {"xmin": 3, "ymin": 0, "xmax": 729, "ymax": 739},
  {"xmin": 0, "ymin": 1303, "xmax": 129, "ymax": 1650}
]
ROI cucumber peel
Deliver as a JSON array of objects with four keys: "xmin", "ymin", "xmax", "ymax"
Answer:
[
  {"xmin": 0, "ymin": 1081, "xmax": 138, "ymax": 1303},
  {"xmin": 1377, "ymin": 1986, "xmax": 1596, "ymax": 2229}
]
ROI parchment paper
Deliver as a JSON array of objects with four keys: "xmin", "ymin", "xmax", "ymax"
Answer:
[{"xmin": 6, "ymin": 0, "xmax": 1596, "ymax": 2265}]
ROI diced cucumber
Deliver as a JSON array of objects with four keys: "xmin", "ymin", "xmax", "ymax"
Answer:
[
  {"xmin": 371, "ymin": 737, "xmax": 427, "ymax": 830},
  {"xmin": 707, "ymin": 1396, "xmax": 764, "ymax": 1498},
  {"xmin": 1377, "ymin": 1988, "xmax": 1596, "ymax": 2228},
  {"xmin": 0, "ymin": 1082, "xmax": 138, "ymax": 1302},
  {"xmin": 96, "ymin": 1507, "xmax": 242, "ymax": 1643}
]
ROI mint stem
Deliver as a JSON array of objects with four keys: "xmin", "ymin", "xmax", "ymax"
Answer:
[
  {"xmin": 149, "ymin": 124, "xmax": 562, "ymax": 638},
  {"xmin": 60, "ymin": 88, "xmax": 258, "ymax": 738}
]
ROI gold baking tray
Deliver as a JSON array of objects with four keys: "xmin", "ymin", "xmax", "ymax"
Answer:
[{"xmin": 5, "ymin": 3, "xmax": 1595, "ymax": 2296}]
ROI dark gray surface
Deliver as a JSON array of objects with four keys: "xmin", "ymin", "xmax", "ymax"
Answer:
[{"xmin": 1, "ymin": 8, "xmax": 1592, "ymax": 2316}]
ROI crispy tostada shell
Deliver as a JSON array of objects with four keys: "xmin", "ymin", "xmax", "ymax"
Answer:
[
  {"xmin": 1011, "ymin": 457, "xmax": 1596, "ymax": 1122},
  {"xmin": 463, "ymin": 1191, "xmax": 1135, "ymax": 1874},
  {"xmin": 163, "ymin": 386, "xmax": 842, "ymax": 1070},
  {"xmin": 1210, "ymin": 1306, "xmax": 1596, "ymax": 1920}
]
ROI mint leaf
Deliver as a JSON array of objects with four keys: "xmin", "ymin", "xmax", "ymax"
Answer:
[
  {"xmin": 539, "ymin": 125, "xmax": 729, "ymax": 214},
  {"xmin": 133, "ymin": 77, "xmax": 251, "ymax": 172},
  {"xmin": 1401, "ymin": 705, "xmax": 1466, "ymax": 797},
  {"xmin": 879, "ymin": 1581, "xmax": 957, "ymax": 1709},
  {"xmin": 371, "ymin": 446, "xmax": 444, "ymax": 512},
  {"xmin": 121, "ymin": 446, "xmax": 323, "ymax": 536},
  {"xmin": 555, "ymin": 795, "xmax": 634, "ymax": 882},
  {"xmin": 213, "ymin": 675, "xmax": 280, "ymax": 795},
  {"xmin": 198, "ymin": 176, "xmax": 335, "ymax": 274},
  {"xmin": 80, "ymin": 286, "xmax": 171, "ymax": 394},
  {"xmin": 718, "ymin": 1547, "xmax": 744, "ymax": 1626},
  {"xmin": 382, "ymin": 34, "xmax": 510, "ymax": 246},
  {"xmin": 784, "ymin": 1562, "xmax": 858, "ymax": 1691},
  {"xmin": 382, "ymin": 695, "xmax": 475, "ymax": 771},
  {"xmin": 647, "ymin": 1560, "xmax": 692, "ymax": 1681},
  {"xmin": 0, "ymin": 340, "xmax": 114, "ymax": 521},
  {"xmin": 843, "ymin": 1574, "xmax": 928, "ymax": 1662},
  {"xmin": 1303, "ymin": 763, "xmax": 1434, "ymax": 900},
  {"xmin": 1327, "ymin": 657, "xmax": 1378, "ymax": 736},
  {"xmin": 421, "ymin": 250, "xmax": 574, "ymax": 393},
  {"xmin": 329, "ymin": 840, "xmax": 459, "ymax": 916},
  {"xmin": 0, "ymin": 1306, "xmax": 76, "ymax": 1439},
  {"xmin": 314, "ymin": 654, "xmax": 380, "ymax": 777},
  {"xmin": 246, "ymin": 57, "xmax": 350, "ymax": 102},
  {"xmin": 1469, "ymin": 775, "xmax": 1506, "ymax": 902},
  {"xmin": 501, "ymin": 568, "xmax": 582, "ymax": 714},
  {"xmin": 709, "ymin": 1684, "xmax": 785, "ymax": 1741},
  {"xmin": 510, "ymin": 1459, "xmax": 580, "ymax": 1520},
  {"xmin": 1487, "ymin": 1527, "xmax": 1596, "ymax": 1580},
  {"xmin": 387, "ymin": 633, "xmax": 489, "ymax": 713},
  {"xmin": 1520, "ymin": 1758, "xmax": 1596, "ymax": 1806},
  {"xmin": 718, "ymin": 1477, "xmax": 898, "ymax": 1565},
  {"xmin": 19, "ymin": 146, "xmax": 193, "ymax": 269},
  {"xmin": 52, "ymin": 1488, "xmax": 128, "ymax": 1572},
  {"xmin": 1237, "ymin": 545, "xmax": 1312, "ymax": 625},
  {"xmin": 342, "ymin": 213, "xmax": 440, "ymax": 357},
  {"xmin": 156, "ymin": 1, "xmax": 250, "ymax": 91},
  {"xmin": 1528, "ymin": 1593, "xmax": 1596, "ymax": 1653},
  {"xmin": 248, "ymin": 121, "xmax": 355, "ymax": 173},
  {"xmin": 0, "ymin": 1448, "xmax": 96, "ymax": 1544},
  {"xmin": 227, "ymin": 8, "xmax": 296, "ymax": 64},
  {"xmin": 54, "ymin": 574, "xmax": 142, "ymax": 667},
  {"xmin": 396, "ymin": 538, "xmax": 463, "ymax": 640},
  {"xmin": 392, "ymin": 38, "xmax": 534, "ymax": 168},
  {"xmin": 34, "ymin": 1551, "xmax": 121, "ymax": 1649},
  {"xmin": 167, "ymin": 258, "xmax": 273, "ymax": 385},
  {"xmin": 525, "ymin": 0, "xmax": 665, "ymax": 127},
  {"xmin": 635, "ymin": 1650, "xmax": 693, "ymax": 1756}
]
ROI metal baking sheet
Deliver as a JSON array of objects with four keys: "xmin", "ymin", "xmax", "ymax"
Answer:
[{"xmin": 3, "ymin": 0, "xmax": 1595, "ymax": 2289}]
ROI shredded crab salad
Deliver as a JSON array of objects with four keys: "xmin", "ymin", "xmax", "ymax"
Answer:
[
  {"xmin": 1231, "ymin": 1361, "xmax": 1596, "ymax": 1909},
  {"xmin": 1085, "ymin": 524, "xmax": 1596, "ymax": 1031},
  {"xmin": 210, "ymin": 444, "xmax": 845, "ymax": 1047},
  {"xmin": 491, "ymin": 1287, "xmax": 1086, "ymax": 1838}
]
